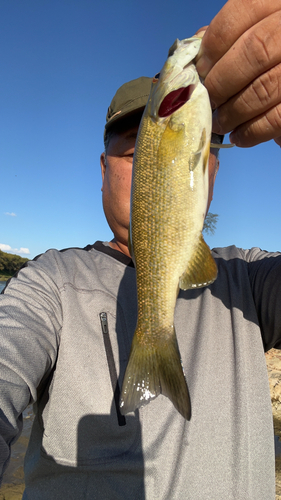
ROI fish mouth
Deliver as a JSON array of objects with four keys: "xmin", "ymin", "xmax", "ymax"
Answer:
[{"xmin": 158, "ymin": 84, "xmax": 196, "ymax": 118}]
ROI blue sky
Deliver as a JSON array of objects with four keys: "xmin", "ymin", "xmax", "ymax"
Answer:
[{"xmin": 1, "ymin": 0, "xmax": 280, "ymax": 260}]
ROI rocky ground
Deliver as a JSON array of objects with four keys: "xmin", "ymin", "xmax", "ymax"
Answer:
[
  {"xmin": 265, "ymin": 348, "xmax": 281, "ymax": 499},
  {"xmin": 1, "ymin": 350, "xmax": 281, "ymax": 499}
]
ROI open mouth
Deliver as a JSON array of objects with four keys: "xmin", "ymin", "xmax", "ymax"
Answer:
[{"xmin": 158, "ymin": 84, "xmax": 195, "ymax": 118}]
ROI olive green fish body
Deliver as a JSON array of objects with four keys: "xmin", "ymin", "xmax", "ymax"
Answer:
[{"xmin": 120, "ymin": 38, "xmax": 217, "ymax": 420}]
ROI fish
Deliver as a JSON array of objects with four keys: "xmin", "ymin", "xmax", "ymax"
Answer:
[{"xmin": 120, "ymin": 37, "xmax": 218, "ymax": 420}]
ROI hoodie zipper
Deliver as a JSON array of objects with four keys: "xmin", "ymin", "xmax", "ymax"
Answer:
[{"xmin": 100, "ymin": 312, "xmax": 126, "ymax": 426}]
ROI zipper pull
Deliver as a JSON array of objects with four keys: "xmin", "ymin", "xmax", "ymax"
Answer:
[{"xmin": 100, "ymin": 312, "xmax": 108, "ymax": 334}]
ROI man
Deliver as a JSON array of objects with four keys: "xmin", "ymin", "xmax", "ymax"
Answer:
[{"xmin": 1, "ymin": 1, "xmax": 281, "ymax": 498}]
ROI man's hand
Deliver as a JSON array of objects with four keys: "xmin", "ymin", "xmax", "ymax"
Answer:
[{"xmin": 195, "ymin": 0, "xmax": 281, "ymax": 147}]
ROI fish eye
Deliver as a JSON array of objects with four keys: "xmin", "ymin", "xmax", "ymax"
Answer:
[{"xmin": 152, "ymin": 72, "xmax": 160, "ymax": 83}]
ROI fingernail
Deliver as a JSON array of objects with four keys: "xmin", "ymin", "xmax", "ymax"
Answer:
[
  {"xmin": 196, "ymin": 54, "xmax": 212, "ymax": 79},
  {"xmin": 229, "ymin": 131, "xmax": 238, "ymax": 145},
  {"xmin": 194, "ymin": 30, "xmax": 206, "ymax": 39},
  {"xmin": 210, "ymin": 100, "xmax": 217, "ymax": 111}
]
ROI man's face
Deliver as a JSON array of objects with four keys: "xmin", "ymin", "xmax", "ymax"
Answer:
[
  {"xmin": 100, "ymin": 126, "xmax": 139, "ymax": 255},
  {"xmin": 100, "ymin": 125, "xmax": 219, "ymax": 256}
]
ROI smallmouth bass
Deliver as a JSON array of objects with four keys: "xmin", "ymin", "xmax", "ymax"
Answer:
[{"xmin": 120, "ymin": 37, "xmax": 217, "ymax": 420}]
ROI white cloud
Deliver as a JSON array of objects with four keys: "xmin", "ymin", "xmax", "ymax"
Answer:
[
  {"xmin": 17, "ymin": 248, "xmax": 30, "ymax": 255},
  {"xmin": 0, "ymin": 244, "xmax": 12, "ymax": 252},
  {"xmin": 4, "ymin": 212, "xmax": 16, "ymax": 216},
  {"xmin": 0, "ymin": 244, "xmax": 30, "ymax": 256}
]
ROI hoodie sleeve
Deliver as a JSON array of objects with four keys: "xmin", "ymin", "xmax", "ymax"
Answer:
[
  {"xmin": 0, "ymin": 252, "xmax": 62, "ymax": 483},
  {"xmin": 242, "ymin": 247, "xmax": 281, "ymax": 351}
]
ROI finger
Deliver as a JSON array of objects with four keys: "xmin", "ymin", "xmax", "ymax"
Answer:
[
  {"xmin": 194, "ymin": 30, "xmax": 207, "ymax": 41},
  {"xmin": 212, "ymin": 62, "xmax": 281, "ymax": 135},
  {"xmin": 229, "ymin": 102, "xmax": 281, "ymax": 147},
  {"xmin": 203, "ymin": 10, "xmax": 281, "ymax": 109},
  {"xmin": 193, "ymin": 26, "xmax": 208, "ymax": 40},
  {"xmin": 194, "ymin": 26, "xmax": 208, "ymax": 35},
  {"xmin": 196, "ymin": 0, "xmax": 281, "ymax": 78}
]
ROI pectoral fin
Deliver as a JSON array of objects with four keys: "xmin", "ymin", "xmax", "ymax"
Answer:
[{"xmin": 179, "ymin": 234, "xmax": 217, "ymax": 290}]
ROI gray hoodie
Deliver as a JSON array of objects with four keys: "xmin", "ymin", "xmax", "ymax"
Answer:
[{"xmin": 0, "ymin": 241, "xmax": 280, "ymax": 499}]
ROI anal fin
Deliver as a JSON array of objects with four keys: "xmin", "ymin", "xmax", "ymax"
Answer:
[{"xmin": 179, "ymin": 234, "xmax": 217, "ymax": 290}]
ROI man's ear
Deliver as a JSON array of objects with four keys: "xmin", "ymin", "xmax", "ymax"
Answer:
[{"xmin": 100, "ymin": 152, "xmax": 106, "ymax": 191}]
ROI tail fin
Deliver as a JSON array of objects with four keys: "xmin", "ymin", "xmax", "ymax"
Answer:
[{"xmin": 120, "ymin": 326, "xmax": 191, "ymax": 420}]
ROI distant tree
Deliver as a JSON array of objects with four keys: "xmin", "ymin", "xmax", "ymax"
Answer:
[
  {"xmin": 0, "ymin": 252, "xmax": 5, "ymax": 271},
  {"xmin": 0, "ymin": 250, "xmax": 29, "ymax": 276},
  {"xmin": 203, "ymin": 212, "xmax": 218, "ymax": 235}
]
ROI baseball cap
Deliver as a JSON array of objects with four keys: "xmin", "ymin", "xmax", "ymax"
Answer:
[
  {"xmin": 104, "ymin": 75, "xmax": 224, "ymax": 145},
  {"xmin": 104, "ymin": 76, "xmax": 152, "ymax": 135}
]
